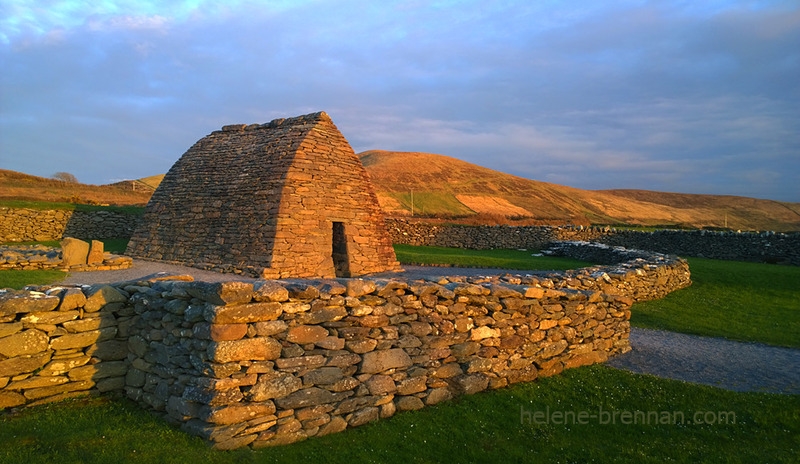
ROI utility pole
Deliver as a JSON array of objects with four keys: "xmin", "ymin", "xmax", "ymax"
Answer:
[{"xmin": 410, "ymin": 189, "xmax": 414, "ymax": 217}]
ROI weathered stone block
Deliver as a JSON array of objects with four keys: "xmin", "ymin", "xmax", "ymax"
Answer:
[
  {"xmin": 21, "ymin": 310, "xmax": 79, "ymax": 325},
  {"xmin": 0, "ymin": 321, "xmax": 23, "ymax": 338},
  {"xmin": 348, "ymin": 406, "xmax": 379, "ymax": 427},
  {"xmin": 87, "ymin": 240, "xmax": 105, "ymax": 265},
  {"xmin": 303, "ymin": 367, "xmax": 345, "ymax": 386},
  {"xmin": 451, "ymin": 373, "xmax": 490, "ymax": 395},
  {"xmin": 182, "ymin": 386, "xmax": 244, "ymax": 406},
  {"xmin": 395, "ymin": 395, "xmax": 424, "ymax": 411},
  {"xmin": 186, "ymin": 281, "xmax": 254, "ymax": 306},
  {"xmin": 84, "ymin": 285, "xmax": 127, "ymax": 312},
  {"xmin": 200, "ymin": 403, "xmax": 276, "ymax": 425},
  {"xmin": 0, "ymin": 351, "xmax": 51, "ymax": 378},
  {"xmin": 316, "ymin": 415, "xmax": 347, "ymax": 436},
  {"xmin": 275, "ymin": 387, "xmax": 350, "ymax": 409},
  {"xmin": 0, "ymin": 390, "xmax": 26, "ymax": 408},
  {"xmin": 0, "ymin": 329, "xmax": 49, "ymax": 357},
  {"xmin": 207, "ymin": 302, "xmax": 282, "ymax": 324},
  {"xmin": 49, "ymin": 326, "xmax": 116, "ymax": 351},
  {"xmin": 365, "ymin": 375, "xmax": 396, "ymax": 395},
  {"xmin": 0, "ymin": 292, "xmax": 60, "ymax": 316},
  {"xmin": 23, "ymin": 380, "xmax": 94, "ymax": 400},
  {"xmin": 247, "ymin": 373, "xmax": 302, "ymax": 401},
  {"xmin": 60, "ymin": 237, "xmax": 90, "ymax": 266},
  {"xmin": 254, "ymin": 320, "xmax": 289, "ymax": 336},
  {"xmin": 346, "ymin": 279, "xmax": 376, "ymax": 297},
  {"xmin": 207, "ymin": 337, "xmax": 281, "ymax": 363},
  {"xmin": 253, "ymin": 282, "xmax": 289, "ymax": 302},
  {"xmin": 539, "ymin": 339, "xmax": 568, "ymax": 359},
  {"xmin": 360, "ymin": 348, "xmax": 412, "ymax": 374},
  {"xmin": 286, "ymin": 325, "xmax": 329, "ymax": 344}
]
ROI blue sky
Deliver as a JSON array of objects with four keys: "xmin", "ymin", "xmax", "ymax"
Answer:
[{"xmin": 1, "ymin": 0, "xmax": 798, "ymax": 201}]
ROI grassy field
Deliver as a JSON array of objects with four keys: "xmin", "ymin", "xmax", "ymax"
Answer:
[
  {"xmin": 393, "ymin": 244, "xmax": 592, "ymax": 271},
  {"xmin": 0, "ymin": 269, "xmax": 67, "ymax": 290},
  {"xmin": 631, "ymin": 258, "xmax": 800, "ymax": 348},
  {"xmin": 1, "ymin": 366, "xmax": 797, "ymax": 464}
]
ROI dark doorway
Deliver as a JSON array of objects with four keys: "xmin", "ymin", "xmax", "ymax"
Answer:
[{"xmin": 332, "ymin": 222, "xmax": 351, "ymax": 277}]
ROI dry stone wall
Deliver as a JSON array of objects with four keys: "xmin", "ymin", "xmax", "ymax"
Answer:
[
  {"xmin": 388, "ymin": 219, "xmax": 800, "ymax": 265},
  {"xmin": 0, "ymin": 241, "xmax": 691, "ymax": 450},
  {"xmin": 123, "ymin": 278, "xmax": 632, "ymax": 450},
  {"xmin": 0, "ymin": 284, "xmax": 132, "ymax": 409},
  {"xmin": 0, "ymin": 207, "xmax": 139, "ymax": 243}
]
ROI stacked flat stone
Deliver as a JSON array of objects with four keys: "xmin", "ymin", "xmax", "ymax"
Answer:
[
  {"xmin": 0, "ymin": 284, "xmax": 131, "ymax": 408},
  {"xmin": 122, "ymin": 278, "xmax": 632, "ymax": 449},
  {"xmin": 0, "ymin": 207, "xmax": 139, "ymax": 243},
  {"xmin": 387, "ymin": 219, "xmax": 800, "ymax": 265},
  {"xmin": 127, "ymin": 112, "xmax": 400, "ymax": 279}
]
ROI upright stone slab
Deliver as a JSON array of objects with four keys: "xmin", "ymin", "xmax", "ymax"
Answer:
[
  {"xmin": 126, "ymin": 112, "xmax": 400, "ymax": 279},
  {"xmin": 60, "ymin": 237, "xmax": 90, "ymax": 266},
  {"xmin": 87, "ymin": 240, "xmax": 105, "ymax": 265}
]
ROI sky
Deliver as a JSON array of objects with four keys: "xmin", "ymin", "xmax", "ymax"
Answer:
[{"xmin": 1, "ymin": 0, "xmax": 799, "ymax": 202}]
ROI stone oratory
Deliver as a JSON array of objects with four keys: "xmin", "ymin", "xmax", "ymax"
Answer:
[{"xmin": 127, "ymin": 112, "xmax": 400, "ymax": 278}]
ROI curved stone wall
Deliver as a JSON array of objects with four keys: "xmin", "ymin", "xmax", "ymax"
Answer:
[{"xmin": 0, "ymin": 240, "xmax": 690, "ymax": 449}]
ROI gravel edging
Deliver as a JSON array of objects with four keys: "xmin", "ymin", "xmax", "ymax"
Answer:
[{"xmin": 607, "ymin": 328, "xmax": 800, "ymax": 394}]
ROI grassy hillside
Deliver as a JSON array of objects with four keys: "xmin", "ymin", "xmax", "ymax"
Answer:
[
  {"xmin": 359, "ymin": 150, "xmax": 800, "ymax": 231},
  {"xmin": 0, "ymin": 169, "xmax": 152, "ymax": 206}
]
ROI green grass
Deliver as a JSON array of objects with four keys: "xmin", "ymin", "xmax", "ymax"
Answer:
[
  {"xmin": 0, "ymin": 269, "xmax": 67, "ymax": 290},
  {"xmin": 0, "ymin": 200, "xmax": 145, "ymax": 215},
  {"xmin": 1, "ymin": 366, "xmax": 797, "ymax": 463},
  {"xmin": 390, "ymin": 192, "xmax": 475, "ymax": 217},
  {"xmin": 393, "ymin": 244, "xmax": 592, "ymax": 271},
  {"xmin": 631, "ymin": 258, "xmax": 800, "ymax": 348}
]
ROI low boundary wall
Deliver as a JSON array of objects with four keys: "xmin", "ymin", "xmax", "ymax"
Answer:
[
  {"xmin": 0, "ymin": 207, "xmax": 139, "ymax": 242},
  {"xmin": 388, "ymin": 219, "xmax": 800, "ymax": 265},
  {"xmin": 0, "ymin": 242, "xmax": 690, "ymax": 449}
]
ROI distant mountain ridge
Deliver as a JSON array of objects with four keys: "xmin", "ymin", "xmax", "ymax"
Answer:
[{"xmin": 3, "ymin": 150, "xmax": 799, "ymax": 232}]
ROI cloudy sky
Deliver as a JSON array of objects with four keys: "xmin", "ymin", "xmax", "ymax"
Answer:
[{"xmin": 1, "ymin": 1, "xmax": 798, "ymax": 201}]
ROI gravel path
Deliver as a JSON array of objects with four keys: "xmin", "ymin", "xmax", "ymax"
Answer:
[
  {"xmin": 60, "ymin": 260, "xmax": 543, "ymax": 286},
  {"xmin": 61, "ymin": 260, "xmax": 800, "ymax": 395},
  {"xmin": 607, "ymin": 328, "xmax": 800, "ymax": 394}
]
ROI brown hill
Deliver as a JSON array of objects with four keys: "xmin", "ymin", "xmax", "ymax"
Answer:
[
  {"xmin": 0, "ymin": 169, "xmax": 152, "ymax": 206},
  {"xmin": 358, "ymin": 150, "xmax": 800, "ymax": 232}
]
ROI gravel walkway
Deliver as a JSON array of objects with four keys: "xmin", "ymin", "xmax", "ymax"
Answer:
[
  {"xmin": 61, "ymin": 260, "xmax": 800, "ymax": 395},
  {"xmin": 60, "ymin": 260, "xmax": 543, "ymax": 286},
  {"xmin": 607, "ymin": 328, "xmax": 800, "ymax": 394}
]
